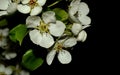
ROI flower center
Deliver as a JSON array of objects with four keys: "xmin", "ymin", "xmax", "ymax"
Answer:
[
  {"xmin": 54, "ymin": 43, "xmax": 63, "ymax": 52},
  {"xmin": 37, "ymin": 21, "xmax": 49, "ymax": 33},
  {"xmin": 29, "ymin": 0, "xmax": 38, "ymax": 9},
  {"xmin": 12, "ymin": 0, "xmax": 20, "ymax": 3}
]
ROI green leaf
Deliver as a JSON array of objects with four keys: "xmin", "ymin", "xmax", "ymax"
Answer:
[
  {"xmin": 22, "ymin": 49, "xmax": 44, "ymax": 71},
  {"xmin": 9, "ymin": 24, "xmax": 27, "ymax": 45},
  {"xmin": 53, "ymin": 8, "xmax": 68, "ymax": 21},
  {"xmin": 0, "ymin": 19, "xmax": 8, "ymax": 27}
]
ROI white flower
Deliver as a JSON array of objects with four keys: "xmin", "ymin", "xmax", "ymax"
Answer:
[
  {"xmin": 2, "ymin": 51, "xmax": 17, "ymax": 60},
  {"xmin": 0, "ymin": 28, "xmax": 9, "ymax": 49},
  {"xmin": 71, "ymin": 23, "xmax": 87, "ymax": 42},
  {"xmin": 69, "ymin": 0, "xmax": 91, "ymax": 28},
  {"xmin": 0, "ymin": 0, "xmax": 20, "ymax": 16},
  {"xmin": 0, "ymin": 64, "xmax": 13, "ymax": 75},
  {"xmin": 46, "ymin": 37, "xmax": 77, "ymax": 65},
  {"xmin": 26, "ymin": 11, "xmax": 66, "ymax": 48},
  {"xmin": 17, "ymin": 0, "xmax": 46, "ymax": 15}
]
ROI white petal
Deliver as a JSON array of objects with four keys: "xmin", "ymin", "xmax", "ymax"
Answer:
[
  {"xmin": 26, "ymin": 16, "xmax": 41, "ymax": 28},
  {"xmin": 58, "ymin": 50, "xmax": 72, "ymax": 64},
  {"xmin": 69, "ymin": 4, "xmax": 80, "ymax": 23},
  {"xmin": 7, "ymin": 3, "xmax": 17, "ymax": 14},
  {"xmin": 46, "ymin": 50, "xmax": 56, "ymax": 65},
  {"xmin": 0, "ymin": 11, "xmax": 8, "ymax": 16},
  {"xmin": 82, "ymin": 24, "xmax": 91, "ymax": 29},
  {"xmin": 17, "ymin": 4, "xmax": 30, "ymax": 14},
  {"xmin": 2, "ymin": 28, "xmax": 9, "ymax": 37},
  {"xmin": 20, "ymin": 70, "xmax": 30, "ymax": 75},
  {"xmin": 63, "ymin": 37, "xmax": 77, "ymax": 48},
  {"xmin": 5, "ymin": 55, "xmax": 11, "ymax": 60},
  {"xmin": 37, "ymin": 0, "xmax": 46, "ymax": 6},
  {"xmin": 0, "ymin": 0, "xmax": 9, "ymax": 10},
  {"xmin": 29, "ymin": 29, "xmax": 42, "ymax": 45},
  {"xmin": 22, "ymin": 0, "xmax": 30, "ymax": 4},
  {"xmin": 49, "ymin": 21, "xmax": 66, "ymax": 37},
  {"xmin": 78, "ymin": 15, "xmax": 91, "ymax": 25},
  {"xmin": 40, "ymin": 33, "xmax": 54, "ymax": 48},
  {"xmin": 71, "ymin": 23, "xmax": 82, "ymax": 35},
  {"xmin": 0, "ymin": 64, "xmax": 5, "ymax": 72},
  {"xmin": 42, "ymin": 11, "xmax": 56, "ymax": 24},
  {"xmin": 77, "ymin": 30, "xmax": 87, "ymax": 42},
  {"xmin": 30, "ymin": 6, "xmax": 42, "ymax": 16},
  {"xmin": 7, "ymin": 53, "xmax": 17, "ymax": 59},
  {"xmin": 70, "ymin": 0, "xmax": 81, "ymax": 6},
  {"xmin": 5, "ymin": 67, "xmax": 13, "ymax": 75},
  {"xmin": 0, "ymin": 38, "xmax": 7, "ymax": 48},
  {"xmin": 78, "ymin": 2, "xmax": 89, "ymax": 16}
]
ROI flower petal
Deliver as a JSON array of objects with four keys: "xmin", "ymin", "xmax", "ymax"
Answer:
[
  {"xmin": 58, "ymin": 50, "xmax": 72, "ymax": 64},
  {"xmin": 42, "ymin": 11, "xmax": 56, "ymax": 24},
  {"xmin": 46, "ymin": 50, "xmax": 56, "ymax": 65},
  {"xmin": 71, "ymin": 23, "xmax": 82, "ymax": 35},
  {"xmin": 5, "ymin": 67, "xmax": 13, "ymax": 75},
  {"xmin": 26, "ymin": 16, "xmax": 41, "ymax": 28},
  {"xmin": 49, "ymin": 21, "xmax": 66, "ymax": 37},
  {"xmin": 2, "ymin": 28, "xmax": 9, "ymax": 37},
  {"xmin": 69, "ymin": 4, "xmax": 80, "ymax": 23},
  {"xmin": 70, "ymin": 0, "xmax": 81, "ymax": 7},
  {"xmin": 30, "ymin": 6, "xmax": 42, "ymax": 16},
  {"xmin": 0, "ymin": 38, "xmax": 7, "ymax": 48},
  {"xmin": 77, "ymin": 30, "xmax": 87, "ymax": 42},
  {"xmin": 17, "ymin": 4, "xmax": 30, "ymax": 14},
  {"xmin": 37, "ymin": 0, "xmax": 46, "ymax": 6},
  {"xmin": 40, "ymin": 33, "xmax": 54, "ymax": 48},
  {"xmin": 0, "ymin": 0, "xmax": 9, "ymax": 10},
  {"xmin": 22, "ymin": 0, "xmax": 30, "ymax": 4},
  {"xmin": 0, "ymin": 11, "xmax": 8, "ymax": 16},
  {"xmin": 29, "ymin": 29, "xmax": 42, "ymax": 45},
  {"xmin": 63, "ymin": 37, "xmax": 77, "ymax": 48},
  {"xmin": 78, "ymin": 2, "xmax": 89, "ymax": 16},
  {"xmin": 7, "ymin": 52, "xmax": 17, "ymax": 59},
  {"xmin": 20, "ymin": 70, "xmax": 30, "ymax": 75},
  {"xmin": 0, "ymin": 64, "xmax": 5, "ymax": 72},
  {"xmin": 7, "ymin": 3, "xmax": 17, "ymax": 14},
  {"xmin": 2, "ymin": 52, "xmax": 16, "ymax": 60},
  {"xmin": 78, "ymin": 15, "xmax": 91, "ymax": 25}
]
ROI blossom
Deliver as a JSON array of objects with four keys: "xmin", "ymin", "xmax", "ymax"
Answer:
[
  {"xmin": 69, "ymin": 0, "xmax": 91, "ymax": 28},
  {"xmin": 2, "ymin": 51, "xmax": 17, "ymax": 60},
  {"xmin": 17, "ymin": 0, "xmax": 46, "ymax": 16},
  {"xmin": 46, "ymin": 37, "xmax": 77, "ymax": 65},
  {"xmin": 0, "ymin": 64, "xmax": 13, "ymax": 75},
  {"xmin": 0, "ymin": 0, "xmax": 20, "ymax": 16},
  {"xmin": 26, "ymin": 11, "xmax": 66, "ymax": 48},
  {"xmin": 71, "ymin": 23, "xmax": 87, "ymax": 42},
  {"xmin": 0, "ymin": 28, "xmax": 9, "ymax": 49}
]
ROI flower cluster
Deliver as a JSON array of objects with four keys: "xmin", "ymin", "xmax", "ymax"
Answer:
[{"xmin": 0, "ymin": 0, "xmax": 91, "ymax": 74}]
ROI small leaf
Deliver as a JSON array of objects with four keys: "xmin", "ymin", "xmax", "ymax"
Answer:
[
  {"xmin": 0, "ymin": 19, "xmax": 8, "ymax": 27},
  {"xmin": 53, "ymin": 8, "xmax": 68, "ymax": 21},
  {"xmin": 9, "ymin": 24, "xmax": 28, "ymax": 45},
  {"xmin": 22, "ymin": 49, "xmax": 44, "ymax": 71}
]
